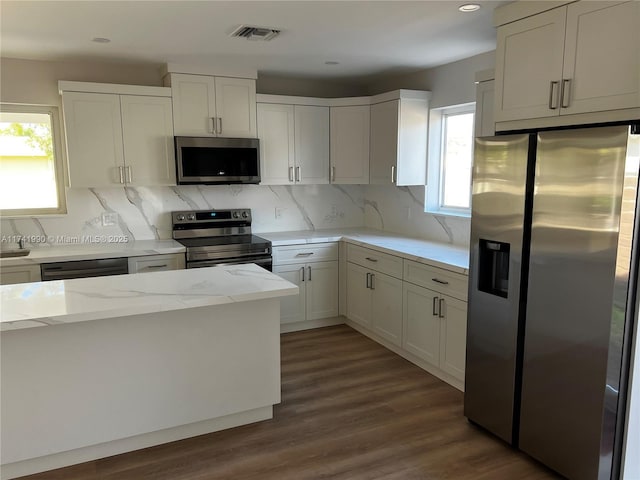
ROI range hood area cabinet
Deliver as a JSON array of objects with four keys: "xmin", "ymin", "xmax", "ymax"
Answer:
[
  {"xmin": 59, "ymin": 81, "xmax": 176, "ymax": 188},
  {"xmin": 257, "ymin": 90, "xmax": 430, "ymax": 186},
  {"xmin": 494, "ymin": 0, "xmax": 639, "ymax": 129},
  {"xmin": 164, "ymin": 73, "xmax": 257, "ymax": 138}
]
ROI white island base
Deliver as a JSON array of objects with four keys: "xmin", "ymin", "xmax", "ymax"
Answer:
[{"xmin": 1, "ymin": 266, "xmax": 296, "ymax": 479}]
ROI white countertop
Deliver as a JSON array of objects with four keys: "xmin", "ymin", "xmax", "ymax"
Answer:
[
  {"xmin": 0, "ymin": 264, "xmax": 298, "ymax": 331},
  {"xmin": 260, "ymin": 228, "xmax": 470, "ymax": 274},
  {"xmin": 0, "ymin": 239, "xmax": 185, "ymax": 267}
]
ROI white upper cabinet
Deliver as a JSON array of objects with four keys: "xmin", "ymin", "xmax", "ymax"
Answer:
[
  {"xmin": 369, "ymin": 91, "xmax": 429, "ymax": 186},
  {"xmin": 475, "ymin": 79, "xmax": 495, "ymax": 137},
  {"xmin": 61, "ymin": 83, "xmax": 175, "ymax": 188},
  {"xmin": 561, "ymin": 1, "xmax": 640, "ymax": 115},
  {"xmin": 330, "ymin": 105, "xmax": 370, "ymax": 184},
  {"xmin": 257, "ymin": 103, "xmax": 295, "ymax": 185},
  {"xmin": 294, "ymin": 105, "xmax": 330, "ymax": 185},
  {"xmin": 257, "ymin": 98, "xmax": 329, "ymax": 185},
  {"xmin": 167, "ymin": 73, "xmax": 257, "ymax": 138},
  {"xmin": 495, "ymin": 1, "xmax": 639, "ymax": 125},
  {"xmin": 62, "ymin": 92, "xmax": 125, "ymax": 187},
  {"xmin": 120, "ymin": 96, "xmax": 175, "ymax": 186},
  {"xmin": 494, "ymin": 7, "xmax": 567, "ymax": 123}
]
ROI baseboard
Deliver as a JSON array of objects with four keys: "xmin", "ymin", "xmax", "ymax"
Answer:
[
  {"xmin": 345, "ymin": 320, "xmax": 464, "ymax": 392},
  {"xmin": 280, "ymin": 316, "xmax": 345, "ymax": 333},
  {"xmin": 1, "ymin": 406, "xmax": 273, "ymax": 480}
]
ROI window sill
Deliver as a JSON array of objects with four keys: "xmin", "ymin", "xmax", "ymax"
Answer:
[{"xmin": 424, "ymin": 208, "xmax": 471, "ymax": 219}]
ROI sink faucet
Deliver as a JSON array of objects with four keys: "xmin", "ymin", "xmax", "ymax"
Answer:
[{"xmin": 18, "ymin": 236, "xmax": 25, "ymax": 250}]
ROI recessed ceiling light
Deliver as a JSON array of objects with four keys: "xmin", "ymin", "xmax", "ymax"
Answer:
[
  {"xmin": 458, "ymin": 4, "xmax": 481, "ymax": 12},
  {"xmin": 92, "ymin": 37, "xmax": 111, "ymax": 43},
  {"xmin": 325, "ymin": 61, "xmax": 340, "ymax": 65}
]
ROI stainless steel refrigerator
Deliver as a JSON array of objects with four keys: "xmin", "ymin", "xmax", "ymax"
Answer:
[{"xmin": 465, "ymin": 124, "xmax": 639, "ymax": 480}]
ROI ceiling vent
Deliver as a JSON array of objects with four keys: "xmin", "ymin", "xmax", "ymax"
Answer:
[{"xmin": 230, "ymin": 25, "xmax": 281, "ymax": 41}]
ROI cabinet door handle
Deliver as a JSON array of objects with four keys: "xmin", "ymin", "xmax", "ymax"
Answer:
[
  {"xmin": 118, "ymin": 166, "xmax": 125, "ymax": 184},
  {"xmin": 295, "ymin": 252, "xmax": 313, "ymax": 257},
  {"xmin": 217, "ymin": 117, "xmax": 223, "ymax": 134},
  {"xmin": 391, "ymin": 165, "xmax": 396, "ymax": 184},
  {"xmin": 365, "ymin": 257, "xmax": 378, "ymax": 263},
  {"xmin": 366, "ymin": 272, "xmax": 371, "ymax": 289},
  {"xmin": 296, "ymin": 166, "xmax": 301, "ymax": 182},
  {"xmin": 431, "ymin": 278, "xmax": 449, "ymax": 285},
  {"xmin": 308, "ymin": 266, "xmax": 312, "ymax": 281},
  {"xmin": 210, "ymin": 117, "xmax": 216, "ymax": 134},
  {"xmin": 126, "ymin": 166, "xmax": 132, "ymax": 184},
  {"xmin": 370, "ymin": 273, "xmax": 375, "ymax": 290},
  {"xmin": 432, "ymin": 296, "xmax": 439, "ymax": 316},
  {"xmin": 561, "ymin": 79, "xmax": 571, "ymax": 108},
  {"xmin": 301, "ymin": 266, "xmax": 305, "ymax": 282},
  {"xmin": 439, "ymin": 298, "xmax": 445, "ymax": 319},
  {"xmin": 548, "ymin": 81, "xmax": 560, "ymax": 110},
  {"xmin": 289, "ymin": 166, "xmax": 294, "ymax": 182},
  {"xmin": 331, "ymin": 166, "xmax": 336, "ymax": 182}
]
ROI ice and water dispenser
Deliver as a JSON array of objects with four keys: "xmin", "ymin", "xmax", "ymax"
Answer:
[{"xmin": 478, "ymin": 239, "xmax": 510, "ymax": 298}]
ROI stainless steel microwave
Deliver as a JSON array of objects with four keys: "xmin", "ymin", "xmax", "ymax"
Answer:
[{"xmin": 175, "ymin": 136, "xmax": 261, "ymax": 185}]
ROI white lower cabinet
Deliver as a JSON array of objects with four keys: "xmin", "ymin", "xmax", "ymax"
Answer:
[
  {"xmin": 127, "ymin": 253, "xmax": 185, "ymax": 274},
  {"xmin": 274, "ymin": 261, "xmax": 338, "ymax": 325},
  {"xmin": 403, "ymin": 282, "xmax": 467, "ymax": 382},
  {"xmin": 346, "ymin": 261, "xmax": 403, "ymax": 347},
  {"xmin": 0, "ymin": 264, "xmax": 41, "ymax": 285},
  {"xmin": 273, "ymin": 243, "xmax": 339, "ymax": 330}
]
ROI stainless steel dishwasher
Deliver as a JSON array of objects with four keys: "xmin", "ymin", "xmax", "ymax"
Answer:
[{"xmin": 40, "ymin": 258, "xmax": 129, "ymax": 281}]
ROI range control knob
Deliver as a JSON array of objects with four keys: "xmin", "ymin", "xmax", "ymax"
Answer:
[
  {"xmin": 233, "ymin": 212, "xmax": 240, "ymax": 219},
  {"xmin": 187, "ymin": 214, "xmax": 195, "ymax": 221},
  {"xmin": 241, "ymin": 211, "xmax": 249, "ymax": 219},
  {"xmin": 176, "ymin": 214, "xmax": 186, "ymax": 221}
]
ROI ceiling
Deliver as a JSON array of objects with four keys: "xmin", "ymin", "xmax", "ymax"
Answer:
[{"xmin": 0, "ymin": 1, "xmax": 506, "ymax": 81}]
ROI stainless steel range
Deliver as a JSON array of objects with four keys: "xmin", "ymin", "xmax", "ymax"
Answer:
[{"xmin": 172, "ymin": 209, "xmax": 272, "ymax": 271}]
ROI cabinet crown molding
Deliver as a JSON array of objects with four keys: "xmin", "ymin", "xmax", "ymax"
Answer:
[
  {"xmin": 58, "ymin": 81, "xmax": 171, "ymax": 97},
  {"xmin": 161, "ymin": 63, "xmax": 258, "ymax": 80},
  {"xmin": 493, "ymin": 1, "xmax": 575, "ymax": 27},
  {"xmin": 257, "ymin": 89, "xmax": 431, "ymax": 107}
]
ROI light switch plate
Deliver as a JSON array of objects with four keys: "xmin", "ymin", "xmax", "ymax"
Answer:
[{"xmin": 101, "ymin": 212, "xmax": 118, "ymax": 226}]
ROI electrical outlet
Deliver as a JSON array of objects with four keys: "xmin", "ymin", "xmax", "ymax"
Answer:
[
  {"xmin": 275, "ymin": 207, "xmax": 285, "ymax": 219},
  {"xmin": 101, "ymin": 212, "xmax": 118, "ymax": 226}
]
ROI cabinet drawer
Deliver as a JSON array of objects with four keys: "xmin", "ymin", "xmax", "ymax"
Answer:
[
  {"xmin": 128, "ymin": 254, "xmax": 185, "ymax": 273},
  {"xmin": 347, "ymin": 244, "xmax": 402, "ymax": 279},
  {"xmin": 403, "ymin": 260, "xmax": 468, "ymax": 301},
  {"xmin": 273, "ymin": 242, "xmax": 338, "ymax": 265}
]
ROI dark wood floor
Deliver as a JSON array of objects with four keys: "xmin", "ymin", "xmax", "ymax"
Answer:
[{"xmin": 20, "ymin": 325, "xmax": 559, "ymax": 480}]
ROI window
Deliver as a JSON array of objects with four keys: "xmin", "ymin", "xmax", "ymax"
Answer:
[
  {"xmin": 0, "ymin": 104, "xmax": 66, "ymax": 216},
  {"xmin": 426, "ymin": 103, "xmax": 475, "ymax": 216}
]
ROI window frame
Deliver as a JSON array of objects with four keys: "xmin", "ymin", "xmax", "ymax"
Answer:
[
  {"xmin": 425, "ymin": 102, "xmax": 475, "ymax": 217},
  {"xmin": 0, "ymin": 103, "xmax": 67, "ymax": 217}
]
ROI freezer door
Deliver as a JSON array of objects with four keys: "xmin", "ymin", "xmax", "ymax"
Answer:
[
  {"xmin": 520, "ymin": 125, "xmax": 634, "ymax": 480},
  {"xmin": 464, "ymin": 134, "xmax": 532, "ymax": 444}
]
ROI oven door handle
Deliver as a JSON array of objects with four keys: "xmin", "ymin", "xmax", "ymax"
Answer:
[{"xmin": 187, "ymin": 256, "xmax": 272, "ymax": 271}]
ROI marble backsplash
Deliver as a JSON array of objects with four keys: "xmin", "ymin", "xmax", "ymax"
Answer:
[{"xmin": 0, "ymin": 184, "xmax": 470, "ymax": 247}]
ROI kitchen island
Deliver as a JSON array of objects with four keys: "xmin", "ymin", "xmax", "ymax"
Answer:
[{"xmin": 0, "ymin": 265, "xmax": 298, "ymax": 479}]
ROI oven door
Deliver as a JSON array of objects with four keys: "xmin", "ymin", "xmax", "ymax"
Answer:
[{"xmin": 187, "ymin": 255, "xmax": 272, "ymax": 272}]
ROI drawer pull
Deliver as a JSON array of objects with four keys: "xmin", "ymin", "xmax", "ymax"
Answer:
[
  {"xmin": 146, "ymin": 264, "xmax": 168, "ymax": 269},
  {"xmin": 365, "ymin": 257, "xmax": 378, "ymax": 262},
  {"xmin": 431, "ymin": 278, "xmax": 449, "ymax": 285},
  {"xmin": 296, "ymin": 252, "xmax": 314, "ymax": 257}
]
